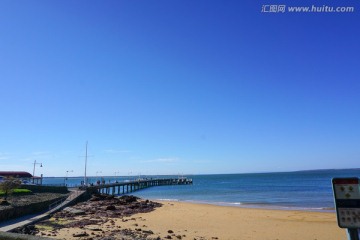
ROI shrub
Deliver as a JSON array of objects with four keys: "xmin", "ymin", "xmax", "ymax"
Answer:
[{"xmin": 0, "ymin": 177, "xmax": 21, "ymax": 200}]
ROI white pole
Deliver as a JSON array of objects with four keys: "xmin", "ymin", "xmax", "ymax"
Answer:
[{"xmin": 32, "ymin": 160, "xmax": 36, "ymax": 183}]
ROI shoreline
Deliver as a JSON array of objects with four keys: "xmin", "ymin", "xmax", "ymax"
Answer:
[
  {"xmin": 31, "ymin": 195, "xmax": 346, "ymax": 240},
  {"xmin": 137, "ymin": 197, "xmax": 336, "ymax": 213}
]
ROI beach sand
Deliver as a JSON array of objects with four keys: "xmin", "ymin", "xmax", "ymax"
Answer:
[{"xmin": 36, "ymin": 201, "xmax": 347, "ymax": 240}]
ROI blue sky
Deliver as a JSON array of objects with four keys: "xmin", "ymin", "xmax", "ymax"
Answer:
[{"xmin": 0, "ymin": 0, "xmax": 359, "ymax": 177}]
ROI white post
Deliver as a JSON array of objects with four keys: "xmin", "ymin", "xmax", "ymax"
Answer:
[{"xmin": 32, "ymin": 160, "xmax": 36, "ymax": 183}]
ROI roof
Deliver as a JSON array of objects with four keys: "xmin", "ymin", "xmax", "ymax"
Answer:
[{"xmin": 0, "ymin": 171, "xmax": 33, "ymax": 178}]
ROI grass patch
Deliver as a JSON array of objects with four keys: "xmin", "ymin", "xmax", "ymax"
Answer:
[
  {"xmin": 35, "ymin": 224, "xmax": 54, "ymax": 231},
  {"xmin": 49, "ymin": 217, "xmax": 73, "ymax": 225},
  {"xmin": 0, "ymin": 189, "xmax": 32, "ymax": 196}
]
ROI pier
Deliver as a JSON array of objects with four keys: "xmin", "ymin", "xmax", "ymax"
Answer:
[{"xmin": 85, "ymin": 178, "xmax": 193, "ymax": 195}]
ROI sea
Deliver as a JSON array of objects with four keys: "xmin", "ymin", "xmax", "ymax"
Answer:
[{"xmin": 42, "ymin": 169, "xmax": 360, "ymax": 212}]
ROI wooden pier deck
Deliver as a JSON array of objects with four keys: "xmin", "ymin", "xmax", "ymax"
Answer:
[{"xmin": 85, "ymin": 178, "xmax": 193, "ymax": 195}]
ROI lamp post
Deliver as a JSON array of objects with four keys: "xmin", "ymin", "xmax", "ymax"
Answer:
[{"xmin": 32, "ymin": 160, "xmax": 43, "ymax": 184}]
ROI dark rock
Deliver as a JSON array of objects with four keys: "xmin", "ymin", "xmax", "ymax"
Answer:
[
  {"xmin": 168, "ymin": 230, "xmax": 174, "ymax": 233},
  {"xmin": 89, "ymin": 196, "xmax": 101, "ymax": 201},
  {"xmin": 119, "ymin": 195, "xmax": 139, "ymax": 203},
  {"xmin": 73, "ymin": 231, "xmax": 89, "ymax": 237},
  {"xmin": 106, "ymin": 195, "xmax": 115, "ymax": 200},
  {"xmin": 106, "ymin": 205, "xmax": 116, "ymax": 210},
  {"xmin": 88, "ymin": 227, "xmax": 102, "ymax": 231},
  {"xmin": 0, "ymin": 200, "xmax": 10, "ymax": 206},
  {"xmin": 13, "ymin": 225, "xmax": 39, "ymax": 235}
]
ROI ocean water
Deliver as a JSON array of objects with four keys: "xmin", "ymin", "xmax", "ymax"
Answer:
[{"xmin": 42, "ymin": 169, "xmax": 360, "ymax": 211}]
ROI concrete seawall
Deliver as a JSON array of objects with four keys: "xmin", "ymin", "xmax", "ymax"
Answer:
[
  {"xmin": 0, "ymin": 190, "xmax": 86, "ymax": 233},
  {"xmin": 0, "ymin": 196, "xmax": 67, "ymax": 223}
]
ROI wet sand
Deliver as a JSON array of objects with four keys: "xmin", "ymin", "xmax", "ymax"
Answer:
[{"xmin": 35, "ymin": 199, "xmax": 347, "ymax": 240}]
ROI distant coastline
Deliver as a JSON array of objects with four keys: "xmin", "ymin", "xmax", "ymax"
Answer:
[{"xmin": 44, "ymin": 167, "xmax": 360, "ymax": 178}]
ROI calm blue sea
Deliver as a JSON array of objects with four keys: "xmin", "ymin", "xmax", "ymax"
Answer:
[{"xmin": 42, "ymin": 169, "xmax": 360, "ymax": 211}]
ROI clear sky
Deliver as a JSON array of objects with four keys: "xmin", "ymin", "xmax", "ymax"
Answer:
[{"xmin": 0, "ymin": 0, "xmax": 359, "ymax": 177}]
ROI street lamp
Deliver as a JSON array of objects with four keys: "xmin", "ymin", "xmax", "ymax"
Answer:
[{"xmin": 32, "ymin": 160, "xmax": 43, "ymax": 184}]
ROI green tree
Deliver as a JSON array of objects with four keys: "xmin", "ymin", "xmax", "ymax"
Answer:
[{"xmin": 0, "ymin": 177, "xmax": 21, "ymax": 201}]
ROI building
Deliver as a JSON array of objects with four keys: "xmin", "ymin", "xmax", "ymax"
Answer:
[{"xmin": 0, "ymin": 171, "xmax": 42, "ymax": 185}]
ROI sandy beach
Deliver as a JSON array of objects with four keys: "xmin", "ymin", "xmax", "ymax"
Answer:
[
  {"xmin": 119, "ymin": 201, "xmax": 346, "ymax": 240},
  {"xmin": 32, "ymin": 196, "xmax": 347, "ymax": 240}
]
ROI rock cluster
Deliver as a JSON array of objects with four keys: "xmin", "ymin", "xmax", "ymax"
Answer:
[
  {"xmin": 13, "ymin": 224, "xmax": 39, "ymax": 235},
  {"xmin": 52, "ymin": 194, "xmax": 162, "ymax": 221},
  {"xmin": 15, "ymin": 194, "xmax": 164, "ymax": 239}
]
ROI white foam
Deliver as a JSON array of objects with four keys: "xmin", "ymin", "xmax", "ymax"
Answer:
[{"xmin": 157, "ymin": 198, "xmax": 179, "ymax": 202}]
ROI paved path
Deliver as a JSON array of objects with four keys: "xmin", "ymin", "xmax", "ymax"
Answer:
[{"xmin": 0, "ymin": 189, "xmax": 85, "ymax": 232}]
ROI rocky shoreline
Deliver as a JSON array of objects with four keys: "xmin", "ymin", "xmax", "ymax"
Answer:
[{"xmin": 15, "ymin": 194, "xmax": 166, "ymax": 240}]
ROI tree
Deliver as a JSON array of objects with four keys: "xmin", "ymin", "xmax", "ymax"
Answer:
[{"xmin": 0, "ymin": 177, "xmax": 21, "ymax": 201}]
